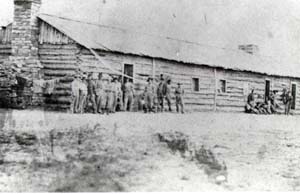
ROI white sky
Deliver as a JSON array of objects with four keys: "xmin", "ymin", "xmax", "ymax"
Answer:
[{"xmin": 1, "ymin": 0, "xmax": 300, "ymax": 63}]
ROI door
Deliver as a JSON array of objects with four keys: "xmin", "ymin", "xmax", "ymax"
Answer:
[
  {"xmin": 291, "ymin": 83, "xmax": 297, "ymax": 110},
  {"xmin": 123, "ymin": 64, "xmax": 134, "ymax": 83},
  {"xmin": 265, "ymin": 80, "xmax": 270, "ymax": 102}
]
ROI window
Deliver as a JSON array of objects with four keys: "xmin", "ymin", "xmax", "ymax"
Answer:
[
  {"xmin": 219, "ymin": 80, "xmax": 227, "ymax": 93},
  {"xmin": 192, "ymin": 78, "xmax": 200, "ymax": 92}
]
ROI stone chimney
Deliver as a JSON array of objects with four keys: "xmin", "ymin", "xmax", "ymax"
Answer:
[
  {"xmin": 238, "ymin": 44, "xmax": 259, "ymax": 55},
  {"xmin": 11, "ymin": 0, "xmax": 42, "ymax": 75}
]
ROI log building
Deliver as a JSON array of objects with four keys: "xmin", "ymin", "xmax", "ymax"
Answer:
[{"xmin": 1, "ymin": 0, "xmax": 300, "ymax": 113}]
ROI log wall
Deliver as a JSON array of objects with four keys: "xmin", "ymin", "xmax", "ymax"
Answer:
[
  {"xmin": 73, "ymin": 48, "xmax": 300, "ymax": 114},
  {"xmin": 36, "ymin": 22, "xmax": 300, "ymax": 113},
  {"xmin": 39, "ymin": 21, "xmax": 74, "ymax": 44},
  {"xmin": 0, "ymin": 44, "xmax": 12, "ymax": 64},
  {"xmin": 38, "ymin": 43, "xmax": 79, "ymax": 111}
]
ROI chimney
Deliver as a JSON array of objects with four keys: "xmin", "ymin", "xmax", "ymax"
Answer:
[
  {"xmin": 11, "ymin": 0, "xmax": 42, "ymax": 74},
  {"xmin": 238, "ymin": 44, "xmax": 259, "ymax": 55}
]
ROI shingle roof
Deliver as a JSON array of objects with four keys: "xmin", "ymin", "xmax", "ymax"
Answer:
[{"xmin": 38, "ymin": 13, "xmax": 300, "ymax": 79}]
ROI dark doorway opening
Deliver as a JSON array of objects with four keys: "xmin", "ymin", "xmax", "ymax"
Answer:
[
  {"xmin": 291, "ymin": 83, "xmax": 297, "ymax": 110},
  {"xmin": 123, "ymin": 64, "xmax": 134, "ymax": 83},
  {"xmin": 265, "ymin": 80, "xmax": 270, "ymax": 103}
]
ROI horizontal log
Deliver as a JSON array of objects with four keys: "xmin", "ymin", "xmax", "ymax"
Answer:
[
  {"xmin": 41, "ymin": 60, "xmax": 77, "ymax": 64},
  {"xmin": 43, "ymin": 64, "xmax": 78, "ymax": 70},
  {"xmin": 39, "ymin": 44, "xmax": 78, "ymax": 49},
  {"xmin": 38, "ymin": 51, "xmax": 77, "ymax": 56},
  {"xmin": 44, "ymin": 70, "xmax": 76, "ymax": 77},
  {"xmin": 40, "ymin": 55, "xmax": 77, "ymax": 60},
  {"xmin": 0, "ymin": 44, "xmax": 11, "ymax": 49}
]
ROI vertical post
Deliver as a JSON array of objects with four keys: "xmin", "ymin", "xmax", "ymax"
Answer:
[{"xmin": 214, "ymin": 68, "xmax": 217, "ymax": 112}]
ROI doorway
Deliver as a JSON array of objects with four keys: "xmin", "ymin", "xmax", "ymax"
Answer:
[
  {"xmin": 123, "ymin": 64, "xmax": 134, "ymax": 83},
  {"xmin": 265, "ymin": 80, "xmax": 271, "ymax": 102},
  {"xmin": 291, "ymin": 83, "xmax": 297, "ymax": 110}
]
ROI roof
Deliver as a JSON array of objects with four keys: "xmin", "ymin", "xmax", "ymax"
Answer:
[{"xmin": 38, "ymin": 13, "xmax": 300, "ymax": 78}]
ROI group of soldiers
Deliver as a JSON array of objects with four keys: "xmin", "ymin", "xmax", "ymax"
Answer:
[
  {"xmin": 71, "ymin": 73, "xmax": 185, "ymax": 114},
  {"xmin": 245, "ymin": 88, "xmax": 293, "ymax": 115},
  {"xmin": 141, "ymin": 74, "xmax": 185, "ymax": 113}
]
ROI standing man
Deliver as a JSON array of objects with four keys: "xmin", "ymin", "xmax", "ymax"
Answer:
[
  {"xmin": 124, "ymin": 78, "xmax": 135, "ymax": 112},
  {"xmin": 285, "ymin": 90, "xmax": 293, "ymax": 115},
  {"xmin": 95, "ymin": 73, "xmax": 105, "ymax": 114},
  {"xmin": 175, "ymin": 83, "xmax": 185, "ymax": 114},
  {"xmin": 78, "ymin": 74, "xmax": 88, "ymax": 114},
  {"xmin": 157, "ymin": 74, "xmax": 167, "ymax": 112},
  {"xmin": 165, "ymin": 78, "xmax": 172, "ymax": 112},
  {"xmin": 87, "ymin": 73, "xmax": 97, "ymax": 114},
  {"xmin": 71, "ymin": 74, "xmax": 80, "ymax": 113},
  {"xmin": 113, "ymin": 76, "xmax": 124, "ymax": 112},
  {"xmin": 144, "ymin": 77, "xmax": 155, "ymax": 113},
  {"xmin": 105, "ymin": 75, "xmax": 114, "ymax": 114}
]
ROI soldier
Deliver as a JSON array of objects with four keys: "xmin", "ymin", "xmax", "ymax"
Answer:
[
  {"xmin": 285, "ymin": 90, "xmax": 293, "ymax": 115},
  {"xmin": 113, "ymin": 76, "xmax": 123, "ymax": 112},
  {"xmin": 71, "ymin": 74, "xmax": 81, "ymax": 113},
  {"xmin": 245, "ymin": 89, "xmax": 258, "ymax": 114},
  {"xmin": 111, "ymin": 77, "xmax": 117, "ymax": 113},
  {"xmin": 124, "ymin": 78, "xmax": 135, "ymax": 112},
  {"xmin": 87, "ymin": 73, "xmax": 97, "ymax": 114},
  {"xmin": 144, "ymin": 77, "xmax": 155, "ymax": 113},
  {"xmin": 175, "ymin": 82, "xmax": 185, "ymax": 114},
  {"xmin": 95, "ymin": 73, "xmax": 105, "ymax": 114},
  {"xmin": 101, "ymin": 74, "xmax": 109, "ymax": 113},
  {"xmin": 157, "ymin": 74, "xmax": 167, "ymax": 112},
  {"xmin": 78, "ymin": 74, "xmax": 88, "ymax": 114},
  {"xmin": 104, "ymin": 75, "xmax": 114, "ymax": 114},
  {"xmin": 165, "ymin": 78, "xmax": 172, "ymax": 112}
]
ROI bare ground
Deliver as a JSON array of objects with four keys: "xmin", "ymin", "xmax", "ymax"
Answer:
[{"xmin": 0, "ymin": 109, "xmax": 300, "ymax": 191}]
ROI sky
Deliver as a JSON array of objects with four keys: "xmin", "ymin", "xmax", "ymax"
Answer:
[{"xmin": 1, "ymin": 0, "xmax": 300, "ymax": 63}]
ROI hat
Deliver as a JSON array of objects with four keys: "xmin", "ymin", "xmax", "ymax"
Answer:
[
  {"xmin": 82, "ymin": 74, "xmax": 87, "ymax": 79},
  {"xmin": 101, "ymin": 74, "xmax": 109, "ymax": 80},
  {"xmin": 160, "ymin": 75, "xmax": 164, "ymax": 80}
]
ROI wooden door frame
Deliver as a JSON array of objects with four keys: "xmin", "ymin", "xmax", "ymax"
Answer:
[
  {"xmin": 291, "ymin": 82, "xmax": 297, "ymax": 110},
  {"xmin": 122, "ymin": 63, "xmax": 135, "ymax": 83}
]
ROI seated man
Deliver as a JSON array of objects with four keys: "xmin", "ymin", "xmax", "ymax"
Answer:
[{"xmin": 245, "ymin": 89, "xmax": 259, "ymax": 114}]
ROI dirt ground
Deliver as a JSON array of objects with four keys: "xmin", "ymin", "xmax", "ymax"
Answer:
[{"xmin": 0, "ymin": 109, "xmax": 300, "ymax": 192}]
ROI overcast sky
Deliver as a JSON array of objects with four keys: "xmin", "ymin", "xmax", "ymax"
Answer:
[{"xmin": 1, "ymin": 0, "xmax": 300, "ymax": 63}]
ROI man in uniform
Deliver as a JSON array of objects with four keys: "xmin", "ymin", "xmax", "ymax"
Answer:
[
  {"xmin": 245, "ymin": 89, "xmax": 258, "ymax": 114},
  {"xmin": 71, "ymin": 74, "xmax": 81, "ymax": 113},
  {"xmin": 175, "ymin": 82, "xmax": 185, "ymax": 113},
  {"xmin": 144, "ymin": 77, "xmax": 155, "ymax": 113},
  {"xmin": 78, "ymin": 74, "xmax": 88, "ymax": 114},
  {"xmin": 165, "ymin": 78, "xmax": 172, "ymax": 112},
  {"xmin": 124, "ymin": 78, "xmax": 135, "ymax": 112},
  {"xmin": 113, "ymin": 76, "xmax": 123, "ymax": 112},
  {"xmin": 95, "ymin": 73, "xmax": 105, "ymax": 114},
  {"xmin": 285, "ymin": 90, "xmax": 293, "ymax": 115},
  {"xmin": 87, "ymin": 73, "xmax": 97, "ymax": 113},
  {"xmin": 105, "ymin": 75, "xmax": 115, "ymax": 114},
  {"xmin": 157, "ymin": 74, "xmax": 167, "ymax": 112}
]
